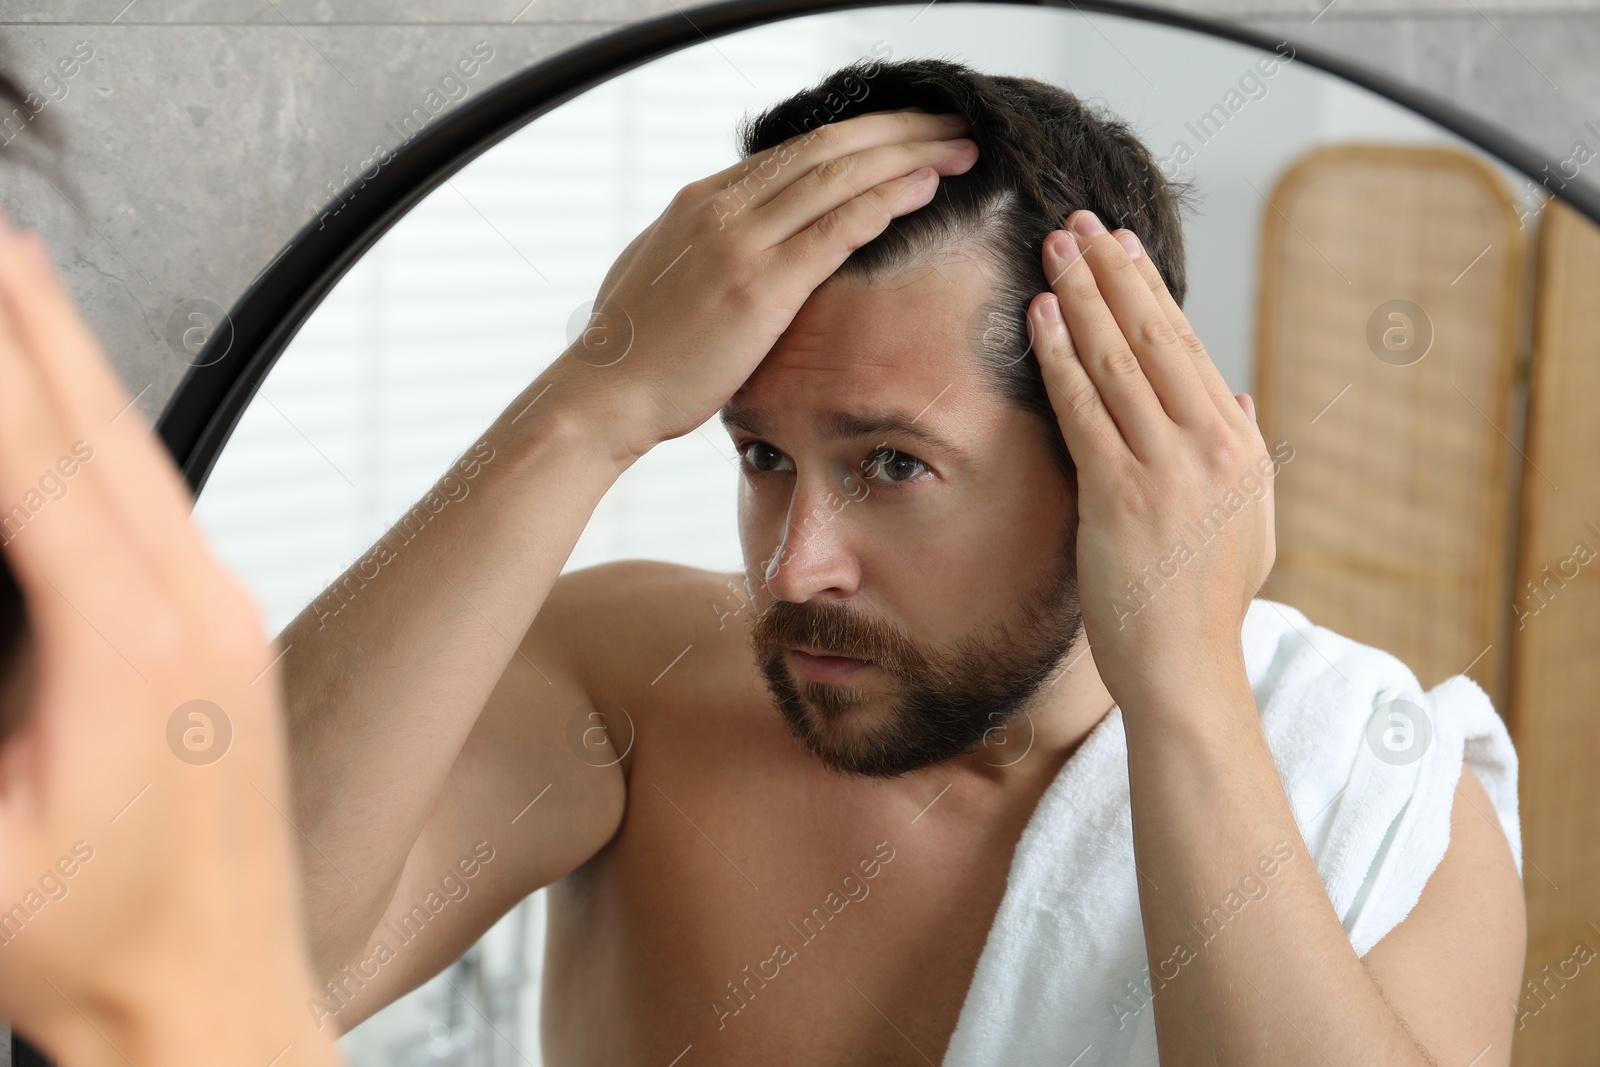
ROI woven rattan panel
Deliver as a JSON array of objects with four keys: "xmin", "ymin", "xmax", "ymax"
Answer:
[
  {"xmin": 1254, "ymin": 143, "xmax": 1524, "ymax": 710},
  {"xmin": 1508, "ymin": 196, "xmax": 1600, "ymax": 1067}
]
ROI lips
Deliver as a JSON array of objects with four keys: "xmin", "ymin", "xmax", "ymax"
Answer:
[
  {"xmin": 787, "ymin": 646, "xmax": 876, "ymax": 686},
  {"xmin": 790, "ymin": 644, "xmax": 872, "ymax": 663}
]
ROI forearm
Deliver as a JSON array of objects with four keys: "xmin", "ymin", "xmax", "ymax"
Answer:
[
  {"xmin": 279, "ymin": 349, "xmax": 640, "ymax": 966},
  {"xmin": 1119, "ymin": 648, "xmax": 1431, "ymax": 1067}
]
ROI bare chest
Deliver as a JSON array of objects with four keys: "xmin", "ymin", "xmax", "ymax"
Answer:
[{"xmin": 538, "ymin": 680, "xmax": 1040, "ymax": 1067}]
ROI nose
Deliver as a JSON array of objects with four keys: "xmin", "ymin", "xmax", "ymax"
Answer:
[{"xmin": 761, "ymin": 468, "xmax": 863, "ymax": 603}]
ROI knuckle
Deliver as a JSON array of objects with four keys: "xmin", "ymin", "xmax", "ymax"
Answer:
[
  {"xmin": 1063, "ymin": 262, "xmax": 1099, "ymax": 300},
  {"xmin": 701, "ymin": 190, "xmax": 741, "ymax": 228},
  {"xmin": 1136, "ymin": 315, "xmax": 1179, "ymax": 350},
  {"xmin": 812, "ymin": 206, "xmax": 847, "ymax": 245},
  {"xmin": 1103, "ymin": 251, "xmax": 1140, "ymax": 279},
  {"xmin": 1176, "ymin": 325, "xmax": 1207, "ymax": 357},
  {"xmin": 668, "ymin": 180, "xmax": 704, "ymax": 211},
  {"xmin": 804, "ymin": 122, "xmax": 840, "ymax": 154},
  {"xmin": 724, "ymin": 281, "xmax": 755, "ymax": 311},
  {"xmin": 1203, "ymin": 430, "xmax": 1249, "ymax": 472},
  {"xmin": 751, "ymin": 152, "xmax": 783, "ymax": 182},
  {"xmin": 906, "ymin": 138, "xmax": 949, "ymax": 171},
  {"xmin": 812, "ymin": 153, "xmax": 855, "ymax": 188},
  {"xmin": 1064, "ymin": 380, "xmax": 1102, "ymax": 421},
  {"xmin": 1099, "ymin": 344, "xmax": 1142, "ymax": 380},
  {"xmin": 726, "ymin": 169, "xmax": 764, "ymax": 199},
  {"xmin": 1123, "ymin": 488, "xmax": 1160, "ymax": 525},
  {"xmin": 721, "ymin": 262, "xmax": 760, "ymax": 307}
]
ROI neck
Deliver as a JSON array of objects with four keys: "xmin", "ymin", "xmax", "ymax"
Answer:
[{"xmin": 933, "ymin": 633, "xmax": 1117, "ymax": 797}]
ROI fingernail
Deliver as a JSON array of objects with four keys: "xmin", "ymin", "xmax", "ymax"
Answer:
[
  {"xmin": 1071, "ymin": 211, "xmax": 1106, "ymax": 236},
  {"xmin": 1050, "ymin": 229, "xmax": 1080, "ymax": 263},
  {"xmin": 937, "ymin": 112, "xmax": 965, "ymax": 126},
  {"xmin": 1114, "ymin": 229, "xmax": 1144, "ymax": 260}
]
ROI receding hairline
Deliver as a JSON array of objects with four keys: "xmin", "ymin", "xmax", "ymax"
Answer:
[{"xmin": 829, "ymin": 187, "xmax": 1018, "ymax": 284}]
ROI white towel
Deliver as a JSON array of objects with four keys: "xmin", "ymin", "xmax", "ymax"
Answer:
[{"xmin": 940, "ymin": 596, "xmax": 1522, "ymax": 1067}]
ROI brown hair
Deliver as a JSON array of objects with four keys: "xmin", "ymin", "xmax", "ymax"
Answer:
[{"xmin": 735, "ymin": 56, "xmax": 1197, "ymax": 483}]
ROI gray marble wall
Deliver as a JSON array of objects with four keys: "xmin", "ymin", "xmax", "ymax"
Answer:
[{"xmin": 0, "ymin": 0, "xmax": 1595, "ymax": 422}]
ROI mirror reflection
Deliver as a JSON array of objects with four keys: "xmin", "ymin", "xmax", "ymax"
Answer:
[{"xmin": 192, "ymin": 5, "xmax": 1591, "ymax": 1066}]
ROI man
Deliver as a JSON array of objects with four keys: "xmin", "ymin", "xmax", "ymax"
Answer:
[{"xmin": 284, "ymin": 58, "xmax": 1525, "ymax": 1065}]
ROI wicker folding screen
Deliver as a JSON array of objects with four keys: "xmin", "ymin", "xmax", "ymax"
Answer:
[
  {"xmin": 1253, "ymin": 143, "xmax": 1525, "ymax": 713},
  {"xmin": 1507, "ymin": 195, "xmax": 1600, "ymax": 1067}
]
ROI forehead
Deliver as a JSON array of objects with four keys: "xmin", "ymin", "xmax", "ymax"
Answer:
[{"xmin": 728, "ymin": 252, "xmax": 997, "ymax": 421}]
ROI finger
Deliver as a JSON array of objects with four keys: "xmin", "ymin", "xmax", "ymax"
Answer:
[
  {"xmin": 1061, "ymin": 212, "xmax": 1219, "ymax": 433},
  {"xmin": 1111, "ymin": 226, "xmax": 1253, "ymax": 436},
  {"xmin": 768, "ymin": 166, "xmax": 944, "ymax": 295},
  {"xmin": 0, "ymin": 233, "xmax": 162, "ymax": 664},
  {"xmin": 0, "ymin": 230, "xmax": 249, "ymax": 687},
  {"xmin": 1027, "ymin": 290, "xmax": 1138, "ymax": 479},
  {"xmin": 750, "ymin": 135, "xmax": 977, "ymax": 249},
  {"xmin": 1041, "ymin": 228, "xmax": 1171, "ymax": 462},
  {"xmin": 0, "ymin": 231, "xmax": 201, "ymax": 528},
  {"xmin": 0, "ymin": 230, "xmax": 223, "ymax": 603},
  {"xmin": 708, "ymin": 108, "xmax": 970, "ymax": 213}
]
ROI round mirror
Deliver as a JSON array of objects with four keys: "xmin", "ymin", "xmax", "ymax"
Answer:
[{"xmin": 170, "ymin": 3, "xmax": 1597, "ymax": 1065}]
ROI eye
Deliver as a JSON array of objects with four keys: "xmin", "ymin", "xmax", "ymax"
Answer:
[
  {"xmin": 732, "ymin": 439, "xmax": 931, "ymax": 488},
  {"xmin": 735, "ymin": 440, "xmax": 793, "ymax": 475},
  {"xmin": 864, "ymin": 447, "xmax": 929, "ymax": 486}
]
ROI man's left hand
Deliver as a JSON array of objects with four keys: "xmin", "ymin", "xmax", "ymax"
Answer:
[{"xmin": 1029, "ymin": 209, "xmax": 1278, "ymax": 703}]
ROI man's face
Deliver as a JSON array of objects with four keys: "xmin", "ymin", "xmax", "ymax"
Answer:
[{"xmin": 720, "ymin": 251, "xmax": 1085, "ymax": 779}]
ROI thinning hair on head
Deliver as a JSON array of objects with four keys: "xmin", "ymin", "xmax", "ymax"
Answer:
[{"xmin": 734, "ymin": 56, "xmax": 1198, "ymax": 484}]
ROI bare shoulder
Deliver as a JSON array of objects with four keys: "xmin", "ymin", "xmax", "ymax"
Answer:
[
  {"xmin": 537, "ymin": 558, "xmax": 746, "ymax": 664},
  {"xmin": 533, "ymin": 558, "xmax": 751, "ymax": 714},
  {"xmin": 1360, "ymin": 765, "xmax": 1527, "ymax": 1065},
  {"xmin": 536, "ymin": 559, "xmax": 754, "ymax": 785}
]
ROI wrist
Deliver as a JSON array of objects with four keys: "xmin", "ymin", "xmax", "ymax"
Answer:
[
  {"xmin": 1117, "ymin": 657, "xmax": 1259, "ymax": 759},
  {"xmin": 1108, "ymin": 653, "xmax": 1248, "ymax": 709},
  {"xmin": 1111, "ymin": 636, "xmax": 1251, "ymax": 719},
  {"xmin": 534, "ymin": 346, "xmax": 663, "ymax": 474}
]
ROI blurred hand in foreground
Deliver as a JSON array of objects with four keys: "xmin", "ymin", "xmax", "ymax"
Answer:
[{"xmin": 0, "ymin": 214, "xmax": 343, "ymax": 1067}]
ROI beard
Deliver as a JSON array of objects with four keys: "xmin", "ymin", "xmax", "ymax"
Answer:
[{"xmin": 746, "ymin": 534, "xmax": 1083, "ymax": 779}]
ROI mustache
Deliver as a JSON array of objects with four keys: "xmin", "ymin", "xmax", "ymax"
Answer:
[{"xmin": 748, "ymin": 596, "xmax": 925, "ymax": 678}]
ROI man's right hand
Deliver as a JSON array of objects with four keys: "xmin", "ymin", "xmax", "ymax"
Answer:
[
  {"xmin": 564, "ymin": 107, "xmax": 978, "ymax": 461},
  {"xmin": 276, "ymin": 106, "xmax": 979, "ymax": 1032}
]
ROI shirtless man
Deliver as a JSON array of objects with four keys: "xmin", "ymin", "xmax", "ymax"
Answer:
[{"xmin": 284, "ymin": 60, "xmax": 1525, "ymax": 1066}]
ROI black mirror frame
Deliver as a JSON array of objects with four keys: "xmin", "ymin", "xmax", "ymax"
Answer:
[{"xmin": 13, "ymin": 0, "xmax": 1597, "ymax": 1059}]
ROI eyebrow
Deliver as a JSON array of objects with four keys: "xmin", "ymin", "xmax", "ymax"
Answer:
[{"xmin": 718, "ymin": 402, "xmax": 971, "ymax": 464}]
